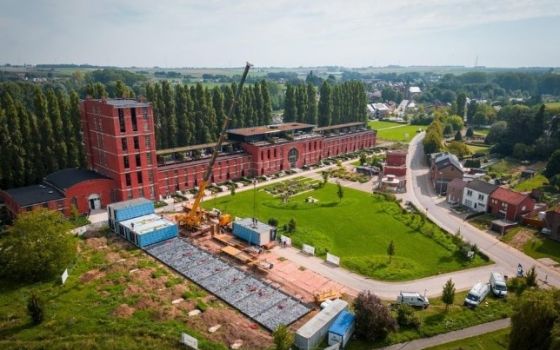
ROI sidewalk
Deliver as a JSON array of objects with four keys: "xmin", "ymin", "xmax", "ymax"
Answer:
[{"xmin": 379, "ymin": 318, "xmax": 510, "ymax": 350}]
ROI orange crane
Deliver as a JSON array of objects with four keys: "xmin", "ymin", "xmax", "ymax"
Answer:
[{"xmin": 178, "ymin": 62, "xmax": 252, "ymax": 230}]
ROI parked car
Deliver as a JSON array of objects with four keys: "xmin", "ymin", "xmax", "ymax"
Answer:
[
  {"xmin": 464, "ymin": 282, "xmax": 490, "ymax": 308},
  {"xmin": 490, "ymin": 272, "xmax": 508, "ymax": 297},
  {"xmin": 396, "ymin": 292, "xmax": 429, "ymax": 308}
]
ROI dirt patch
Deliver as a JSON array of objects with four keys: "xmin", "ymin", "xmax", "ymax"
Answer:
[
  {"xmin": 105, "ymin": 252, "xmax": 122, "ymax": 263},
  {"xmin": 192, "ymin": 308, "xmax": 272, "ymax": 350},
  {"xmin": 85, "ymin": 237, "xmax": 108, "ymax": 249},
  {"xmin": 80, "ymin": 269, "xmax": 105, "ymax": 283},
  {"xmin": 113, "ymin": 304, "xmax": 135, "ymax": 318},
  {"xmin": 510, "ymin": 229, "xmax": 534, "ymax": 250}
]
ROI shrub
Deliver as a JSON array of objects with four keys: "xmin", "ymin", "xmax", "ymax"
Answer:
[
  {"xmin": 268, "ymin": 218, "xmax": 279, "ymax": 227},
  {"xmin": 196, "ymin": 300, "xmax": 208, "ymax": 312},
  {"xmin": 354, "ymin": 291, "xmax": 397, "ymax": 341},
  {"xmin": 27, "ymin": 294, "xmax": 44, "ymax": 325},
  {"xmin": 396, "ymin": 304, "xmax": 420, "ymax": 329}
]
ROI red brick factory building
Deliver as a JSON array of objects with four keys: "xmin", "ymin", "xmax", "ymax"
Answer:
[{"xmin": 1, "ymin": 98, "xmax": 376, "ymax": 217}]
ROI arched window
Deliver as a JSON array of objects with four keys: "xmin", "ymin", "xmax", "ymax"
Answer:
[{"xmin": 288, "ymin": 148, "xmax": 299, "ymax": 167}]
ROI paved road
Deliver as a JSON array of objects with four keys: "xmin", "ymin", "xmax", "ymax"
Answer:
[
  {"xmin": 379, "ymin": 318, "xmax": 510, "ymax": 350},
  {"xmin": 404, "ymin": 133, "xmax": 560, "ymax": 288},
  {"xmin": 277, "ymin": 133, "xmax": 560, "ymax": 299}
]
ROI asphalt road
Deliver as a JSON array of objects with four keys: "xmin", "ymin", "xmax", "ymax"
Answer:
[{"xmin": 275, "ymin": 133, "xmax": 560, "ymax": 299}]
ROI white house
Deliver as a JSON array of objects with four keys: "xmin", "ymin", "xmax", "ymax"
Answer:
[{"xmin": 462, "ymin": 179, "xmax": 498, "ymax": 212}]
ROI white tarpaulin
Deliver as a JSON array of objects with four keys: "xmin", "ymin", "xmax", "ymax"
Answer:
[
  {"xmin": 326, "ymin": 253, "xmax": 340, "ymax": 266},
  {"xmin": 181, "ymin": 333, "xmax": 198, "ymax": 349},
  {"xmin": 61, "ymin": 269, "xmax": 69, "ymax": 285},
  {"xmin": 280, "ymin": 235, "xmax": 292, "ymax": 246},
  {"xmin": 302, "ymin": 244, "xmax": 315, "ymax": 256}
]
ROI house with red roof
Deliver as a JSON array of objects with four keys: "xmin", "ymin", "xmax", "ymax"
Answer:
[{"xmin": 488, "ymin": 187, "xmax": 536, "ymax": 222}]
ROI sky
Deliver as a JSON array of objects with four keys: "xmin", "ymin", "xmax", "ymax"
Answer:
[{"xmin": 1, "ymin": 0, "xmax": 560, "ymax": 68}]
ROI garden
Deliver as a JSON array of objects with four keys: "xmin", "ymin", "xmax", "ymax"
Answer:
[{"xmin": 203, "ymin": 182, "xmax": 489, "ymax": 281}]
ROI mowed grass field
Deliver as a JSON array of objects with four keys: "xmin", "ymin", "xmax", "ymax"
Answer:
[
  {"xmin": 425, "ymin": 328, "xmax": 509, "ymax": 350},
  {"xmin": 369, "ymin": 120, "xmax": 423, "ymax": 143},
  {"xmin": 203, "ymin": 183, "xmax": 487, "ymax": 281}
]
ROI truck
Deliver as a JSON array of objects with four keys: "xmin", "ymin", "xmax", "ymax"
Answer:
[
  {"xmin": 490, "ymin": 272, "xmax": 508, "ymax": 297},
  {"xmin": 464, "ymin": 282, "xmax": 490, "ymax": 308},
  {"xmin": 396, "ymin": 292, "xmax": 429, "ymax": 308}
]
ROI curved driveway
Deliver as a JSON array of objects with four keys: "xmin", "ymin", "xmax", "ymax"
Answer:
[{"xmin": 274, "ymin": 133, "xmax": 560, "ymax": 299}]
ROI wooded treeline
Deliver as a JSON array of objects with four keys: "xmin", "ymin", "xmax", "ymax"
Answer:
[
  {"xmin": 284, "ymin": 81, "xmax": 368, "ymax": 127},
  {"xmin": 0, "ymin": 83, "xmax": 85, "ymax": 189},
  {"xmin": 145, "ymin": 80, "xmax": 272, "ymax": 149}
]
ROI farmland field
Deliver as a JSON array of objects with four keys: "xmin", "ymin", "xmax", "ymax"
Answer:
[
  {"xmin": 203, "ymin": 182, "xmax": 488, "ymax": 281},
  {"xmin": 369, "ymin": 120, "xmax": 423, "ymax": 142}
]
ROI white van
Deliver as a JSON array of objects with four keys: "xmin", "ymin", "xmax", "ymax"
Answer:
[
  {"xmin": 464, "ymin": 282, "xmax": 490, "ymax": 307},
  {"xmin": 396, "ymin": 292, "xmax": 429, "ymax": 308},
  {"xmin": 490, "ymin": 272, "xmax": 508, "ymax": 297}
]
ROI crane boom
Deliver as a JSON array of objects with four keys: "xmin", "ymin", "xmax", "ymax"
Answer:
[{"xmin": 183, "ymin": 62, "xmax": 252, "ymax": 229}]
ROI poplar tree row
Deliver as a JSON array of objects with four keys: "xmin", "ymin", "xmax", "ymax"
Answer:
[
  {"xmin": 284, "ymin": 81, "xmax": 367, "ymax": 127},
  {"xmin": 145, "ymin": 81, "xmax": 273, "ymax": 149},
  {"xmin": 0, "ymin": 83, "xmax": 85, "ymax": 188}
]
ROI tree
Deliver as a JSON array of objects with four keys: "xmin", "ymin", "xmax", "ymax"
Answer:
[
  {"xmin": 443, "ymin": 123, "xmax": 453, "ymax": 136},
  {"xmin": 396, "ymin": 304, "xmax": 420, "ymax": 329},
  {"xmin": 260, "ymin": 80, "xmax": 273, "ymax": 125},
  {"xmin": 545, "ymin": 150, "xmax": 560, "ymax": 179},
  {"xmin": 318, "ymin": 81, "xmax": 332, "ymax": 126},
  {"xmin": 287, "ymin": 218, "xmax": 296, "ymax": 233},
  {"xmin": 442, "ymin": 279, "xmax": 456, "ymax": 311},
  {"xmin": 509, "ymin": 289, "xmax": 558, "ymax": 350},
  {"xmin": 354, "ymin": 291, "xmax": 397, "ymax": 342},
  {"xmin": 34, "ymin": 86, "xmax": 57, "ymax": 174},
  {"xmin": 456, "ymin": 92, "xmax": 467, "ymax": 116},
  {"xmin": 284, "ymin": 84, "xmax": 296, "ymax": 122},
  {"xmin": 295, "ymin": 84, "xmax": 308, "ymax": 123},
  {"xmin": 230, "ymin": 184, "xmax": 236, "ymax": 196},
  {"xmin": 337, "ymin": 181, "xmax": 344, "ymax": 202},
  {"xmin": 359, "ymin": 153, "xmax": 367, "ymax": 165},
  {"xmin": 526, "ymin": 266, "xmax": 538, "ymax": 287},
  {"xmin": 387, "ymin": 240, "xmax": 395, "ymax": 263},
  {"xmin": 466, "ymin": 127, "xmax": 474, "ymax": 138},
  {"xmin": 454, "ymin": 130, "xmax": 463, "ymax": 141},
  {"xmin": 268, "ymin": 218, "xmax": 279, "ymax": 227},
  {"xmin": 466, "ymin": 100, "xmax": 477, "ymax": 125},
  {"xmin": 0, "ymin": 209, "xmax": 76, "ymax": 282},
  {"xmin": 306, "ymin": 83, "xmax": 318, "ymax": 125},
  {"xmin": 485, "ymin": 121, "xmax": 507, "ymax": 144},
  {"xmin": 273, "ymin": 324, "xmax": 294, "ymax": 350},
  {"xmin": 321, "ymin": 171, "xmax": 329, "ymax": 186},
  {"xmin": 27, "ymin": 294, "xmax": 44, "ymax": 325}
]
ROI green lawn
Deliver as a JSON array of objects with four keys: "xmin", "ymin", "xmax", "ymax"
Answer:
[
  {"xmin": 369, "ymin": 121, "xmax": 423, "ymax": 143},
  {"xmin": 514, "ymin": 174, "xmax": 549, "ymax": 192},
  {"xmin": 466, "ymin": 143, "xmax": 491, "ymax": 155},
  {"xmin": 523, "ymin": 234, "xmax": 560, "ymax": 264},
  {"xmin": 474, "ymin": 128, "xmax": 490, "ymax": 136},
  {"xmin": 425, "ymin": 328, "xmax": 509, "ymax": 350},
  {"xmin": 347, "ymin": 291, "xmax": 513, "ymax": 349},
  {"xmin": 203, "ymin": 183, "xmax": 488, "ymax": 281},
  {"xmin": 0, "ymin": 232, "xmax": 243, "ymax": 350}
]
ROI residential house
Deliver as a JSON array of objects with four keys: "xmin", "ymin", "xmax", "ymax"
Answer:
[
  {"xmin": 430, "ymin": 153, "xmax": 464, "ymax": 195},
  {"xmin": 371, "ymin": 103, "xmax": 390, "ymax": 118},
  {"xmin": 488, "ymin": 187, "xmax": 536, "ymax": 222},
  {"xmin": 462, "ymin": 179, "xmax": 498, "ymax": 212},
  {"xmin": 383, "ymin": 150, "xmax": 407, "ymax": 177},
  {"xmin": 446, "ymin": 178, "xmax": 467, "ymax": 205}
]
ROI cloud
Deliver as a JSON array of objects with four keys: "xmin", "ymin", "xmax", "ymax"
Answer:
[{"xmin": 0, "ymin": 0, "xmax": 559, "ymax": 67}]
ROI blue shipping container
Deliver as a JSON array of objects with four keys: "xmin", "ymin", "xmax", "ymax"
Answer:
[
  {"xmin": 232, "ymin": 218, "xmax": 273, "ymax": 246},
  {"xmin": 138, "ymin": 225, "xmax": 178, "ymax": 248},
  {"xmin": 328, "ymin": 310, "xmax": 355, "ymax": 348},
  {"xmin": 108, "ymin": 198, "xmax": 155, "ymax": 232}
]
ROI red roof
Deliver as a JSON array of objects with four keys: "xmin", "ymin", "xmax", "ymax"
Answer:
[{"xmin": 491, "ymin": 187, "xmax": 529, "ymax": 205}]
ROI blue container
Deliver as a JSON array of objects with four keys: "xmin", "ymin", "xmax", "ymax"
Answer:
[
  {"xmin": 138, "ymin": 224, "xmax": 178, "ymax": 248},
  {"xmin": 232, "ymin": 218, "xmax": 273, "ymax": 246},
  {"xmin": 108, "ymin": 198, "xmax": 154, "ymax": 232},
  {"xmin": 327, "ymin": 310, "xmax": 355, "ymax": 348}
]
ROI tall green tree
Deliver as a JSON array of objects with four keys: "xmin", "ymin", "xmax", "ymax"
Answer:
[
  {"xmin": 284, "ymin": 84, "xmax": 296, "ymax": 122},
  {"xmin": 387, "ymin": 240, "xmax": 395, "ymax": 263},
  {"xmin": 442, "ymin": 279, "xmax": 456, "ymax": 311},
  {"xmin": 34, "ymin": 87, "xmax": 57, "ymax": 174},
  {"xmin": 46, "ymin": 88, "xmax": 67, "ymax": 168},
  {"xmin": 2, "ymin": 94, "xmax": 25, "ymax": 187},
  {"xmin": 306, "ymin": 83, "xmax": 318, "ymax": 125},
  {"xmin": 56, "ymin": 89, "xmax": 79, "ymax": 168},
  {"xmin": 69, "ymin": 91, "xmax": 86, "ymax": 167},
  {"xmin": 161, "ymin": 81, "xmax": 177, "ymax": 148},
  {"xmin": 260, "ymin": 80, "xmax": 273, "ymax": 125},
  {"xmin": 466, "ymin": 100, "xmax": 477, "ymax": 125},
  {"xmin": 0, "ymin": 107, "xmax": 12, "ymax": 188},
  {"xmin": 456, "ymin": 92, "xmax": 467, "ymax": 117},
  {"xmin": 318, "ymin": 81, "xmax": 333, "ymax": 126},
  {"xmin": 296, "ymin": 84, "xmax": 308, "ymax": 123}
]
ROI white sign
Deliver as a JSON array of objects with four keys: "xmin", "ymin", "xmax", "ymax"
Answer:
[
  {"xmin": 280, "ymin": 235, "xmax": 292, "ymax": 247},
  {"xmin": 302, "ymin": 244, "xmax": 315, "ymax": 256},
  {"xmin": 181, "ymin": 333, "xmax": 199, "ymax": 349},
  {"xmin": 326, "ymin": 253, "xmax": 340, "ymax": 266},
  {"xmin": 61, "ymin": 269, "xmax": 69, "ymax": 285}
]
